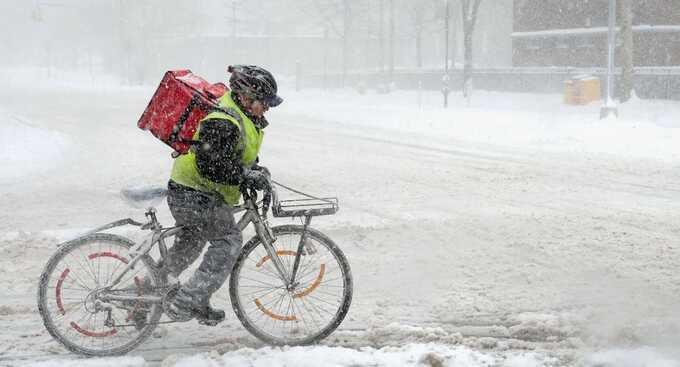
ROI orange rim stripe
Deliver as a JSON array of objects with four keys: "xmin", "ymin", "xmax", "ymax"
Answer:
[
  {"xmin": 70, "ymin": 322, "xmax": 117, "ymax": 337},
  {"xmin": 254, "ymin": 298, "xmax": 297, "ymax": 321},
  {"xmin": 88, "ymin": 252, "xmax": 129, "ymax": 264},
  {"xmin": 55, "ymin": 268, "xmax": 70, "ymax": 315},
  {"xmin": 256, "ymin": 250, "xmax": 297, "ymax": 267},
  {"xmin": 293, "ymin": 264, "xmax": 325, "ymax": 299}
]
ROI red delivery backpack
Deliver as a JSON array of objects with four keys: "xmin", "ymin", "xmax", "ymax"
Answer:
[{"xmin": 138, "ymin": 70, "xmax": 228, "ymax": 155}]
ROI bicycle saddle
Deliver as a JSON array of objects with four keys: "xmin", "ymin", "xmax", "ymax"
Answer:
[{"xmin": 120, "ymin": 185, "xmax": 168, "ymax": 208}]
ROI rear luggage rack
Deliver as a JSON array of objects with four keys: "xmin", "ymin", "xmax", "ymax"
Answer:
[{"xmin": 272, "ymin": 197, "xmax": 339, "ymax": 218}]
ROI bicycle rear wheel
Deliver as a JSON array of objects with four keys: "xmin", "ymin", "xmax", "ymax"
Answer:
[
  {"xmin": 229, "ymin": 225, "xmax": 353, "ymax": 345},
  {"xmin": 37, "ymin": 233, "xmax": 163, "ymax": 356}
]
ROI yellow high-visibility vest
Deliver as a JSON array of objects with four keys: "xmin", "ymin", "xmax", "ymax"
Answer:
[{"xmin": 170, "ymin": 92, "xmax": 264, "ymax": 205}]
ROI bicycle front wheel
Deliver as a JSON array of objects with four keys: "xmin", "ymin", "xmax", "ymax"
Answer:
[
  {"xmin": 37, "ymin": 233, "xmax": 163, "ymax": 356},
  {"xmin": 230, "ymin": 225, "xmax": 353, "ymax": 345}
]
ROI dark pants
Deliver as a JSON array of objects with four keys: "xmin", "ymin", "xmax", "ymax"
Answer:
[{"xmin": 165, "ymin": 181, "xmax": 242, "ymax": 304}]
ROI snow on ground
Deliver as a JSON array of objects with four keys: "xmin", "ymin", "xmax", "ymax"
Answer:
[
  {"xmin": 1, "ymin": 70, "xmax": 680, "ymax": 366},
  {"xmin": 0, "ymin": 109, "xmax": 70, "ymax": 185},
  {"xmin": 17, "ymin": 344, "xmax": 680, "ymax": 367},
  {"xmin": 0, "ymin": 67, "xmax": 137, "ymax": 91},
  {"xmin": 15, "ymin": 344, "xmax": 548, "ymax": 367},
  {"xmin": 280, "ymin": 88, "xmax": 680, "ymax": 162},
  {"xmin": 585, "ymin": 347, "xmax": 680, "ymax": 367}
]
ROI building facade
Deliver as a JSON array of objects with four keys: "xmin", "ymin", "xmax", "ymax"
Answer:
[{"xmin": 512, "ymin": 0, "xmax": 680, "ymax": 67}]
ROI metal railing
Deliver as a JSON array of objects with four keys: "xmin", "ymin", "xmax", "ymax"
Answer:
[{"xmin": 303, "ymin": 66, "xmax": 680, "ymax": 100}]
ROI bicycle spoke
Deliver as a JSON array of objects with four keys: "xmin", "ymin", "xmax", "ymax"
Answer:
[
  {"xmin": 296, "ymin": 250, "xmax": 319, "ymax": 276},
  {"xmin": 70, "ymin": 249, "xmax": 100, "ymax": 288},
  {"xmin": 288, "ymin": 297, "xmax": 310, "ymax": 336},
  {"xmin": 47, "ymin": 286, "xmax": 89, "ymax": 292},
  {"xmin": 296, "ymin": 294, "xmax": 325, "ymax": 329},
  {"xmin": 283, "ymin": 294, "xmax": 296, "ymax": 337},
  {"xmin": 50, "ymin": 302, "xmax": 85, "ymax": 322},
  {"xmin": 245, "ymin": 290, "xmax": 284, "ymax": 319},
  {"xmin": 269, "ymin": 292, "xmax": 290, "ymax": 334},
  {"xmin": 302, "ymin": 288, "xmax": 342, "ymax": 300},
  {"xmin": 239, "ymin": 275, "xmax": 286, "ymax": 288},
  {"xmin": 239, "ymin": 285, "xmax": 284, "ymax": 298},
  {"xmin": 55, "ymin": 262, "xmax": 94, "ymax": 292},
  {"xmin": 294, "ymin": 262, "xmax": 330, "ymax": 284},
  {"xmin": 106, "ymin": 257, "xmax": 126, "ymax": 286},
  {"xmin": 304, "ymin": 293, "xmax": 341, "ymax": 311},
  {"xmin": 245, "ymin": 251, "xmax": 286, "ymax": 281},
  {"xmin": 253, "ymin": 265, "xmax": 286, "ymax": 281},
  {"xmin": 294, "ymin": 297, "xmax": 319, "ymax": 332},
  {"xmin": 238, "ymin": 284, "xmax": 280, "ymax": 289},
  {"xmin": 315, "ymin": 276, "xmax": 345, "ymax": 286}
]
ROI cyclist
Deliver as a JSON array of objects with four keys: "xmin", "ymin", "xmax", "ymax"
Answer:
[{"xmin": 160, "ymin": 65, "xmax": 282, "ymax": 325}]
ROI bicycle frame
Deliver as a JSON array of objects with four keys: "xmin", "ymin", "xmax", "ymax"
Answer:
[{"xmin": 75, "ymin": 195, "xmax": 302, "ymax": 305}]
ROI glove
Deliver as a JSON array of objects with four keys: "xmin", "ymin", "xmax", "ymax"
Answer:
[
  {"xmin": 251, "ymin": 164, "xmax": 271, "ymax": 179},
  {"xmin": 242, "ymin": 168, "xmax": 271, "ymax": 191}
]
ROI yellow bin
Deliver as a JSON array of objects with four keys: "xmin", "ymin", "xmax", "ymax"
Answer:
[{"xmin": 564, "ymin": 75, "xmax": 601, "ymax": 105}]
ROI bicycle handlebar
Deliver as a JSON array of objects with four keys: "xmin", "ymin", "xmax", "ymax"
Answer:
[{"xmin": 240, "ymin": 177, "xmax": 274, "ymax": 217}]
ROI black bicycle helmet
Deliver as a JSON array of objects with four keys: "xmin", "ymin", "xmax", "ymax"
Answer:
[{"xmin": 228, "ymin": 65, "xmax": 283, "ymax": 107}]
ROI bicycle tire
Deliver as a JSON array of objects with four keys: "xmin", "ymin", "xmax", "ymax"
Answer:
[
  {"xmin": 37, "ymin": 233, "xmax": 164, "ymax": 356},
  {"xmin": 229, "ymin": 225, "xmax": 353, "ymax": 345}
]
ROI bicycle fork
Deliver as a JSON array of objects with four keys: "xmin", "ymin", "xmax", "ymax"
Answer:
[
  {"xmin": 290, "ymin": 216, "xmax": 313, "ymax": 285},
  {"xmin": 252, "ymin": 216, "xmax": 292, "ymax": 289},
  {"xmin": 253, "ymin": 215, "xmax": 315, "ymax": 290}
]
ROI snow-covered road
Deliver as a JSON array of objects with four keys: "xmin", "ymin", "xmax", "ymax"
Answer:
[{"xmin": 1, "ymin": 79, "xmax": 680, "ymax": 366}]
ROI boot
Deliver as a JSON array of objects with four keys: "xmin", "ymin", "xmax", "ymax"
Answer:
[
  {"xmin": 168, "ymin": 289, "xmax": 225, "ymax": 326},
  {"xmin": 195, "ymin": 305, "xmax": 226, "ymax": 326}
]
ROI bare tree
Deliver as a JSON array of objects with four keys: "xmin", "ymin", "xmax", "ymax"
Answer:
[
  {"xmin": 461, "ymin": 0, "xmax": 482, "ymax": 103},
  {"xmin": 303, "ymin": 0, "xmax": 354, "ymax": 86},
  {"xmin": 617, "ymin": 0, "xmax": 634, "ymax": 102},
  {"xmin": 389, "ymin": 0, "xmax": 395, "ymax": 79},
  {"xmin": 379, "ymin": 0, "xmax": 385, "ymax": 72},
  {"xmin": 405, "ymin": 0, "xmax": 442, "ymax": 69},
  {"xmin": 343, "ymin": 0, "xmax": 351, "ymax": 87}
]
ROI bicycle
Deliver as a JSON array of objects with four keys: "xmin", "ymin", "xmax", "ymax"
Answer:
[{"xmin": 37, "ymin": 181, "xmax": 353, "ymax": 356}]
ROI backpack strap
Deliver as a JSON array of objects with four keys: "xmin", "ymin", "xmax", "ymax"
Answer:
[
  {"xmin": 171, "ymin": 98, "xmax": 248, "ymax": 160},
  {"xmin": 212, "ymin": 106, "xmax": 247, "ymax": 160}
]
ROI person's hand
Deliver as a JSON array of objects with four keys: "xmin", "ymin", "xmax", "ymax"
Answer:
[
  {"xmin": 251, "ymin": 164, "xmax": 271, "ymax": 179},
  {"xmin": 242, "ymin": 168, "xmax": 271, "ymax": 191}
]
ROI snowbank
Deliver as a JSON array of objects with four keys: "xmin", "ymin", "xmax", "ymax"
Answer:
[
  {"xmin": 25, "ymin": 356, "xmax": 145, "ymax": 367},
  {"xmin": 274, "ymin": 88, "xmax": 680, "ymax": 162},
  {"xmin": 0, "ymin": 67, "xmax": 151, "ymax": 92},
  {"xmin": 167, "ymin": 344, "xmax": 551, "ymax": 367},
  {"xmin": 585, "ymin": 347, "xmax": 680, "ymax": 367},
  {"xmin": 17, "ymin": 344, "xmax": 560, "ymax": 367},
  {"xmin": 0, "ymin": 67, "xmax": 114, "ymax": 89}
]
